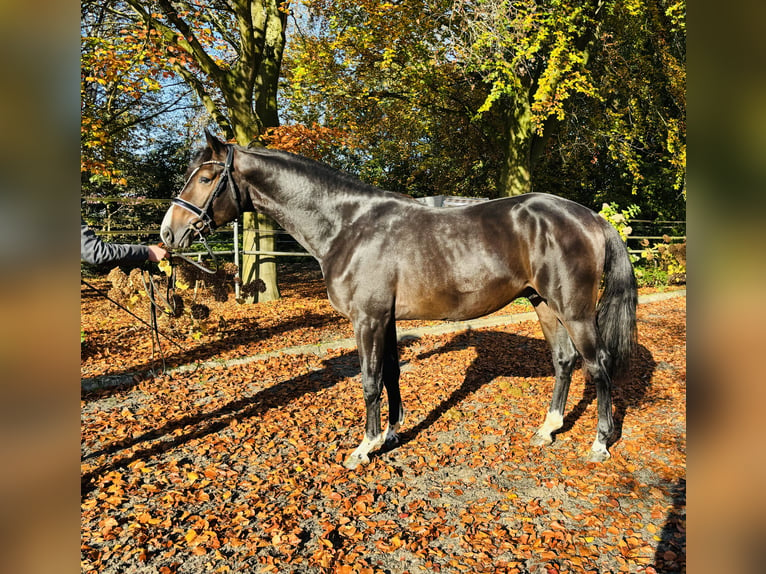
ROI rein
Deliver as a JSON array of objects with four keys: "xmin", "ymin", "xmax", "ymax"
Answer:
[{"xmin": 166, "ymin": 235, "xmax": 219, "ymax": 275}]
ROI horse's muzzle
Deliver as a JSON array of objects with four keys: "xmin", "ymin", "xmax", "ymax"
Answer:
[
  {"xmin": 160, "ymin": 224, "xmax": 194, "ymax": 250},
  {"xmin": 159, "ymin": 225, "xmax": 175, "ymax": 248},
  {"xmin": 160, "ymin": 205, "xmax": 195, "ymax": 249}
]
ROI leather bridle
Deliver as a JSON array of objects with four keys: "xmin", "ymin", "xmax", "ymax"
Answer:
[{"xmin": 171, "ymin": 144, "xmax": 241, "ymax": 235}]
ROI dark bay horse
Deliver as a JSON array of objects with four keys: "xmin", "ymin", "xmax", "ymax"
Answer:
[{"xmin": 160, "ymin": 131, "xmax": 637, "ymax": 468}]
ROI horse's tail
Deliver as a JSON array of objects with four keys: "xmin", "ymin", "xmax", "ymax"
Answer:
[{"xmin": 596, "ymin": 219, "xmax": 638, "ymax": 378}]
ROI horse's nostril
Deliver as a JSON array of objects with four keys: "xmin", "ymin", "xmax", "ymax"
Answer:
[{"xmin": 160, "ymin": 227, "xmax": 174, "ymax": 247}]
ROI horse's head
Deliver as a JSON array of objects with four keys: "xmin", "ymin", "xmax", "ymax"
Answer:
[{"xmin": 160, "ymin": 131, "xmax": 242, "ymax": 249}]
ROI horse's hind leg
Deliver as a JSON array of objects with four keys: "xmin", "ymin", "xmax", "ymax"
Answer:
[
  {"xmin": 565, "ymin": 319, "xmax": 614, "ymax": 462},
  {"xmin": 382, "ymin": 318, "xmax": 405, "ymax": 447},
  {"xmin": 530, "ymin": 299, "xmax": 579, "ymax": 447}
]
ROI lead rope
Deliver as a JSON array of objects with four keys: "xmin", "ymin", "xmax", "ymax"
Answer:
[
  {"xmin": 140, "ymin": 256, "xmax": 192, "ymax": 375},
  {"xmin": 146, "ymin": 271, "xmax": 166, "ymax": 374},
  {"xmin": 81, "ymin": 278, "xmax": 186, "ymax": 354}
]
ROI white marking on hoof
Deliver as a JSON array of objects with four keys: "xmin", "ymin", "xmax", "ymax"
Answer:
[
  {"xmin": 530, "ymin": 432, "xmax": 552, "ymax": 447},
  {"xmin": 588, "ymin": 439, "xmax": 611, "ymax": 462},
  {"xmin": 531, "ymin": 411, "xmax": 563, "ymax": 446},
  {"xmin": 381, "ymin": 407, "xmax": 405, "ymax": 448},
  {"xmin": 344, "ymin": 432, "xmax": 385, "ymax": 469},
  {"xmin": 344, "ymin": 453, "xmax": 367, "ymax": 470}
]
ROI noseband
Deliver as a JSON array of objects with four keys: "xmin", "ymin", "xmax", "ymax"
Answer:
[{"xmin": 171, "ymin": 144, "xmax": 241, "ymax": 235}]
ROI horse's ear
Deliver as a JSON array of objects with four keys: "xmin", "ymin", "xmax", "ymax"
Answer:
[{"xmin": 204, "ymin": 130, "xmax": 226, "ymax": 155}]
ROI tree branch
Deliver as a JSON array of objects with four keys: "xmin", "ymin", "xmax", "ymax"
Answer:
[{"xmin": 123, "ymin": 0, "xmax": 224, "ymax": 86}]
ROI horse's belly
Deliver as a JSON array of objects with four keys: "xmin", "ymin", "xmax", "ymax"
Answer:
[{"xmin": 395, "ymin": 279, "xmax": 521, "ymax": 321}]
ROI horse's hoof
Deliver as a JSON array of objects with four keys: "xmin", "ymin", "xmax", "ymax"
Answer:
[
  {"xmin": 383, "ymin": 432, "xmax": 400, "ymax": 448},
  {"xmin": 343, "ymin": 453, "xmax": 369, "ymax": 470},
  {"xmin": 530, "ymin": 432, "xmax": 552, "ymax": 447},
  {"xmin": 587, "ymin": 448, "xmax": 611, "ymax": 463}
]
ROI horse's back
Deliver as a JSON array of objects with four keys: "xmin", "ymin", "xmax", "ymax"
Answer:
[{"xmin": 324, "ymin": 192, "xmax": 606, "ymax": 321}]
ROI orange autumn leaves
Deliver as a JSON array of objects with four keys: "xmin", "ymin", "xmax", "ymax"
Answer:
[{"xmin": 82, "ymin": 269, "xmax": 685, "ymax": 573}]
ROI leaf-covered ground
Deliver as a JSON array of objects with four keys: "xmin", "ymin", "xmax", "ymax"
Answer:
[{"xmin": 81, "ymin": 263, "xmax": 686, "ymax": 574}]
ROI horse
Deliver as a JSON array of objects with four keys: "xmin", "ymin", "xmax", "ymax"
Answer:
[{"xmin": 160, "ymin": 131, "xmax": 638, "ymax": 468}]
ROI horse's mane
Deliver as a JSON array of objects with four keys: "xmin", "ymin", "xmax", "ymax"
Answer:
[{"xmin": 244, "ymin": 146, "xmax": 388, "ymax": 196}]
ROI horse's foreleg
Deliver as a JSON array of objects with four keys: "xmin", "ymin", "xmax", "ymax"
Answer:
[
  {"xmin": 530, "ymin": 301, "xmax": 578, "ymax": 447},
  {"xmin": 382, "ymin": 318, "xmax": 405, "ymax": 448},
  {"xmin": 344, "ymin": 314, "xmax": 389, "ymax": 470}
]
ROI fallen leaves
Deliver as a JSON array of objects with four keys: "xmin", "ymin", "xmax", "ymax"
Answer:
[{"xmin": 81, "ymin": 266, "xmax": 685, "ymax": 574}]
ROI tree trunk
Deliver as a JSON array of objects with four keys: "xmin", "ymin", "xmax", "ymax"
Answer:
[
  {"xmin": 240, "ymin": 211, "xmax": 281, "ymax": 303},
  {"xmin": 234, "ymin": 0, "xmax": 286, "ymax": 303},
  {"xmin": 497, "ymin": 94, "xmax": 534, "ymax": 197}
]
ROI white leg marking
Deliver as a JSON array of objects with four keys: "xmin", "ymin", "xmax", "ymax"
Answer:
[
  {"xmin": 384, "ymin": 407, "xmax": 406, "ymax": 445},
  {"xmin": 588, "ymin": 437, "xmax": 611, "ymax": 462},
  {"xmin": 344, "ymin": 432, "xmax": 386, "ymax": 469},
  {"xmin": 530, "ymin": 410, "xmax": 564, "ymax": 446},
  {"xmin": 540, "ymin": 411, "xmax": 564, "ymax": 435}
]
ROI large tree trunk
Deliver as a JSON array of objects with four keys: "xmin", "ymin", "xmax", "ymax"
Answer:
[
  {"xmin": 234, "ymin": 12, "xmax": 284, "ymax": 303},
  {"xmin": 240, "ymin": 211, "xmax": 281, "ymax": 303},
  {"xmin": 497, "ymin": 93, "xmax": 534, "ymax": 197}
]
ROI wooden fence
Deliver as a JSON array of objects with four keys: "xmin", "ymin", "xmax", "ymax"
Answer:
[
  {"xmin": 624, "ymin": 219, "xmax": 686, "ymax": 256},
  {"xmin": 83, "ymin": 196, "xmax": 685, "ymax": 283}
]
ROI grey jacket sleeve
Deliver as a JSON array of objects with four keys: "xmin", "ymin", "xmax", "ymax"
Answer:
[{"xmin": 81, "ymin": 220, "xmax": 150, "ymax": 266}]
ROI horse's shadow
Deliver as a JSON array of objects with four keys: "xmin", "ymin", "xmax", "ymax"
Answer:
[{"xmin": 383, "ymin": 329, "xmax": 656, "ymax": 455}]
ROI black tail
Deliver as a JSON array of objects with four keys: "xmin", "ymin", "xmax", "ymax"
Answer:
[{"xmin": 596, "ymin": 219, "xmax": 638, "ymax": 378}]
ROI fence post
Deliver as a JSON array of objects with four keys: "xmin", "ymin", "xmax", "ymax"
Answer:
[{"xmin": 233, "ymin": 220, "xmax": 240, "ymax": 300}]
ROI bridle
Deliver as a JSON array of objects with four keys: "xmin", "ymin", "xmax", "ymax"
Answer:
[
  {"xmin": 171, "ymin": 144, "xmax": 241, "ymax": 235},
  {"xmin": 168, "ymin": 144, "xmax": 242, "ymax": 274}
]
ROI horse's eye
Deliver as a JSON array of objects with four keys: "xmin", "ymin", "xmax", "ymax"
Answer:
[{"xmin": 199, "ymin": 176, "xmax": 212, "ymax": 184}]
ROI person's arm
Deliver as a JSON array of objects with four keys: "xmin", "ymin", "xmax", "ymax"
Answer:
[{"xmin": 81, "ymin": 220, "xmax": 152, "ymax": 266}]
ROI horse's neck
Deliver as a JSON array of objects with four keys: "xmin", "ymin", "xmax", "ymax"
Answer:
[{"xmin": 244, "ymin": 160, "xmax": 362, "ymax": 261}]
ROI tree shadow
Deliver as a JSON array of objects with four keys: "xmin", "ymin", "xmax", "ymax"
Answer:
[
  {"xmin": 81, "ymin": 348, "xmax": 362, "ymax": 496},
  {"xmin": 80, "ymin": 311, "xmax": 343, "ymax": 400},
  {"xmin": 381, "ymin": 329, "xmax": 657, "ymax": 455},
  {"xmin": 654, "ymin": 478, "xmax": 686, "ymax": 573}
]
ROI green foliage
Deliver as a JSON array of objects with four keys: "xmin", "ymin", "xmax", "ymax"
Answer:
[
  {"xmin": 452, "ymin": 0, "xmax": 600, "ymax": 129},
  {"xmin": 598, "ymin": 202, "xmax": 685, "ymax": 288},
  {"xmin": 284, "ymin": 0, "xmax": 685, "ymax": 217},
  {"xmin": 598, "ymin": 202, "xmax": 640, "ymax": 242},
  {"xmin": 634, "ymin": 265, "xmax": 669, "ymax": 287},
  {"xmin": 282, "ymin": 0, "xmax": 500, "ymax": 197},
  {"xmin": 635, "ymin": 235, "xmax": 686, "ymax": 286}
]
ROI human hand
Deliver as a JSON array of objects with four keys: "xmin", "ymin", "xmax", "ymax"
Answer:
[{"xmin": 147, "ymin": 245, "xmax": 168, "ymax": 262}]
